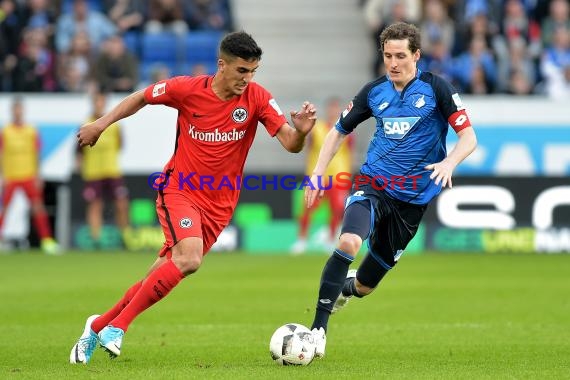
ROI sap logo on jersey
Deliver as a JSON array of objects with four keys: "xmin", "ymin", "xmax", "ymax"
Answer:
[{"xmin": 383, "ymin": 117, "xmax": 420, "ymax": 139}]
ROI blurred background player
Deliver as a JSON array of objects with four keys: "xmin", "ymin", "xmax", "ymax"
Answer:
[
  {"xmin": 291, "ymin": 96, "xmax": 354, "ymax": 254},
  {"xmin": 76, "ymin": 92, "xmax": 130, "ymax": 248},
  {"xmin": 0, "ymin": 97, "xmax": 59, "ymax": 254}
]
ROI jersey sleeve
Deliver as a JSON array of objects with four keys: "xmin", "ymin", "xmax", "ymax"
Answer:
[
  {"xmin": 144, "ymin": 76, "xmax": 190, "ymax": 108},
  {"xmin": 256, "ymin": 86, "xmax": 287, "ymax": 137},
  {"xmin": 431, "ymin": 74, "xmax": 472, "ymax": 133},
  {"xmin": 335, "ymin": 83, "xmax": 373, "ymax": 135}
]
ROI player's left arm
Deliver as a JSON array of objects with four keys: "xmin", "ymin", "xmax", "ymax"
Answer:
[
  {"xmin": 275, "ymin": 101, "xmax": 317, "ymax": 153},
  {"xmin": 426, "ymin": 127, "xmax": 477, "ymax": 188},
  {"xmin": 424, "ymin": 74, "xmax": 477, "ymax": 188}
]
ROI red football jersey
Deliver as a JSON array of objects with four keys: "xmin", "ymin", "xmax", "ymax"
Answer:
[{"xmin": 144, "ymin": 75, "xmax": 287, "ymax": 221}]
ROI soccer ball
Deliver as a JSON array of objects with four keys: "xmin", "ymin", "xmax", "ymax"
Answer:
[{"xmin": 269, "ymin": 323, "xmax": 316, "ymax": 366}]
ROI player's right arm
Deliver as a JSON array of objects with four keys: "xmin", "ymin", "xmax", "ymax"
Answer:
[
  {"xmin": 305, "ymin": 128, "xmax": 348, "ymax": 208},
  {"xmin": 77, "ymin": 90, "xmax": 147, "ymax": 147},
  {"xmin": 305, "ymin": 89, "xmax": 371, "ymax": 208}
]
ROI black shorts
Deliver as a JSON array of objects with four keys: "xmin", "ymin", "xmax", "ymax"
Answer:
[{"xmin": 341, "ymin": 177, "xmax": 427, "ymax": 269}]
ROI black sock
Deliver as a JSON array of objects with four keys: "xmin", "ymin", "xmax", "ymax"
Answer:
[{"xmin": 311, "ymin": 249, "xmax": 354, "ymax": 332}]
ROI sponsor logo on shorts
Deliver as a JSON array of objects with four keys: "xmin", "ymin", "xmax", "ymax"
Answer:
[{"xmin": 179, "ymin": 217, "xmax": 192, "ymax": 228}]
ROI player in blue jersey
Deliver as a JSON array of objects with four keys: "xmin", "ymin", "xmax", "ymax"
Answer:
[{"xmin": 306, "ymin": 22, "xmax": 478, "ymax": 358}]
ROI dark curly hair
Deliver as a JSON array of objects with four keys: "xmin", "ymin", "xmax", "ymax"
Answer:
[
  {"xmin": 219, "ymin": 31, "xmax": 263, "ymax": 62},
  {"xmin": 379, "ymin": 22, "xmax": 421, "ymax": 53}
]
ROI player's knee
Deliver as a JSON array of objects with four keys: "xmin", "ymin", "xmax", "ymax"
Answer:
[
  {"xmin": 172, "ymin": 251, "xmax": 202, "ymax": 275},
  {"xmin": 337, "ymin": 233, "xmax": 362, "ymax": 255},
  {"xmin": 30, "ymin": 202, "xmax": 45, "ymax": 214},
  {"xmin": 354, "ymin": 280, "xmax": 374, "ymax": 296}
]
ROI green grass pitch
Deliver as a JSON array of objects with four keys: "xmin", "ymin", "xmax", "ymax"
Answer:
[{"xmin": 0, "ymin": 251, "xmax": 568, "ymax": 379}]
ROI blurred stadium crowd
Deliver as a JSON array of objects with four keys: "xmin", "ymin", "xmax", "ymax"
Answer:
[
  {"xmin": 0, "ymin": 0, "xmax": 569, "ymax": 98},
  {"xmin": 362, "ymin": 0, "xmax": 570, "ymax": 98},
  {"xmin": 0, "ymin": 0, "xmax": 233, "ymax": 93}
]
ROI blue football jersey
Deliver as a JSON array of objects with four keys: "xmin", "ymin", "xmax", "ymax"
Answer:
[{"xmin": 336, "ymin": 69, "xmax": 470, "ymax": 204}]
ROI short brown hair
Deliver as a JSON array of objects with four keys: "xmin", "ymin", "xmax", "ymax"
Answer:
[{"xmin": 379, "ymin": 22, "xmax": 421, "ymax": 53}]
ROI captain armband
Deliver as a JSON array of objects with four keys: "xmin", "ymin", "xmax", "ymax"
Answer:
[{"xmin": 448, "ymin": 110, "xmax": 472, "ymax": 133}]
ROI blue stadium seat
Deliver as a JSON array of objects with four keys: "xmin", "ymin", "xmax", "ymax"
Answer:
[
  {"xmin": 139, "ymin": 61, "xmax": 177, "ymax": 84},
  {"xmin": 183, "ymin": 32, "xmax": 223, "ymax": 65},
  {"xmin": 122, "ymin": 32, "xmax": 140, "ymax": 56},
  {"xmin": 141, "ymin": 33, "xmax": 181, "ymax": 66},
  {"xmin": 176, "ymin": 62, "xmax": 218, "ymax": 77}
]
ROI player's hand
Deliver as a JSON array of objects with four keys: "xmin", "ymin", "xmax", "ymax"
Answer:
[
  {"xmin": 77, "ymin": 120, "xmax": 105, "ymax": 147},
  {"xmin": 304, "ymin": 174, "xmax": 325, "ymax": 208},
  {"xmin": 425, "ymin": 160, "xmax": 456, "ymax": 188},
  {"xmin": 290, "ymin": 101, "xmax": 317, "ymax": 136}
]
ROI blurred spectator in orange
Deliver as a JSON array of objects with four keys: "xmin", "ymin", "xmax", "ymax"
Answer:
[
  {"xmin": 0, "ymin": 97, "xmax": 59, "ymax": 254},
  {"xmin": 77, "ymin": 92, "xmax": 130, "ymax": 248},
  {"xmin": 57, "ymin": 30, "xmax": 92, "ymax": 92},
  {"xmin": 185, "ymin": 0, "xmax": 232, "ymax": 31},
  {"xmin": 103, "ymin": 0, "xmax": 147, "ymax": 33},
  {"xmin": 145, "ymin": 0, "xmax": 188, "ymax": 35},
  {"xmin": 291, "ymin": 96, "xmax": 353, "ymax": 254},
  {"xmin": 91, "ymin": 34, "xmax": 138, "ymax": 92},
  {"xmin": 55, "ymin": 0, "xmax": 116, "ymax": 54}
]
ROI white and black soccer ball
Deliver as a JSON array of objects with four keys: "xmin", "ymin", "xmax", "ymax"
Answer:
[{"xmin": 269, "ymin": 323, "xmax": 316, "ymax": 366}]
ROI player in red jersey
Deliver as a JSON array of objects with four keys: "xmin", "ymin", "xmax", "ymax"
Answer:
[{"xmin": 69, "ymin": 31, "xmax": 317, "ymax": 364}]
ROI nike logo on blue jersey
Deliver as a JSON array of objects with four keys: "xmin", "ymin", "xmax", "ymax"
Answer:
[{"xmin": 383, "ymin": 117, "xmax": 420, "ymax": 139}]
